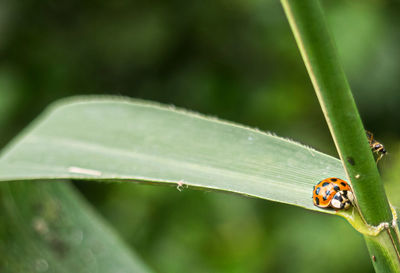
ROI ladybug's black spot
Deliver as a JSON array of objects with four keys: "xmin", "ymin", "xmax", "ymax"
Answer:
[
  {"xmin": 322, "ymin": 182, "xmax": 330, "ymax": 187},
  {"xmin": 340, "ymin": 182, "xmax": 346, "ymax": 187},
  {"xmin": 334, "ymin": 185, "xmax": 340, "ymax": 191},
  {"xmin": 315, "ymin": 187, "xmax": 320, "ymax": 195},
  {"xmin": 326, "ymin": 190, "xmax": 331, "ymax": 196},
  {"xmin": 323, "ymin": 195, "xmax": 328, "ymax": 201},
  {"xmin": 330, "ymin": 178, "xmax": 338, "ymax": 182},
  {"xmin": 315, "ymin": 197, "xmax": 320, "ymax": 205},
  {"xmin": 347, "ymin": 157, "xmax": 355, "ymax": 166},
  {"xmin": 334, "ymin": 195, "xmax": 343, "ymax": 202}
]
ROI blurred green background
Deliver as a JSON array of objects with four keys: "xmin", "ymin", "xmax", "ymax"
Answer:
[{"xmin": 1, "ymin": 0, "xmax": 400, "ymax": 272}]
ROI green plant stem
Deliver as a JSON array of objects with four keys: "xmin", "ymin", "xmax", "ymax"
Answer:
[
  {"xmin": 366, "ymin": 232, "xmax": 400, "ymax": 272},
  {"xmin": 280, "ymin": 0, "xmax": 400, "ymax": 271},
  {"xmin": 280, "ymin": 0, "xmax": 391, "ymax": 226}
]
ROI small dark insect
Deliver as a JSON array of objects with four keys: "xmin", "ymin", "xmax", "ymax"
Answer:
[
  {"xmin": 366, "ymin": 130, "xmax": 386, "ymax": 163},
  {"xmin": 372, "ymin": 255, "xmax": 376, "ymax": 262}
]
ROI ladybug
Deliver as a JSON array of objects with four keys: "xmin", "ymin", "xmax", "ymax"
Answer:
[{"xmin": 312, "ymin": 177, "xmax": 354, "ymax": 210}]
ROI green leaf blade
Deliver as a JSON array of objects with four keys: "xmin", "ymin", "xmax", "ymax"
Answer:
[
  {"xmin": 0, "ymin": 97, "xmax": 346, "ymax": 213},
  {"xmin": 0, "ymin": 181, "xmax": 154, "ymax": 273}
]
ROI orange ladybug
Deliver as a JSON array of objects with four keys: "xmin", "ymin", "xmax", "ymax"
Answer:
[{"xmin": 312, "ymin": 177, "xmax": 354, "ymax": 210}]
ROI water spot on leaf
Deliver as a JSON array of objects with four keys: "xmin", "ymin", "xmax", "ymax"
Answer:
[{"xmin": 35, "ymin": 259, "xmax": 49, "ymax": 272}]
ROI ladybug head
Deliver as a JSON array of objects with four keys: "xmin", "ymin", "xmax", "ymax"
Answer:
[{"xmin": 330, "ymin": 190, "xmax": 354, "ymax": 210}]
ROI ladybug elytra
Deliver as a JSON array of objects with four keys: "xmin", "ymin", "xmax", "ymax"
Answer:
[{"xmin": 312, "ymin": 177, "xmax": 354, "ymax": 210}]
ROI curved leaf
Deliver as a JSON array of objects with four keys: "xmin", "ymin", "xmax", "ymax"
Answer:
[
  {"xmin": 0, "ymin": 96, "xmax": 346, "ymax": 213},
  {"xmin": 0, "ymin": 181, "xmax": 153, "ymax": 273}
]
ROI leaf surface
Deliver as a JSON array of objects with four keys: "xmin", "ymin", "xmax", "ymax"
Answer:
[
  {"xmin": 0, "ymin": 181, "xmax": 153, "ymax": 273},
  {"xmin": 0, "ymin": 96, "xmax": 346, "ymax": 213}
]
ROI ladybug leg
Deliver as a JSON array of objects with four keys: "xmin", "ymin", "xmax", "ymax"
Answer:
[
  {"xmin": 346, "ymin": 191, "xmax": 354, "ymax": 205},
  {"xmin": 343, "ymin": 201, "xmax": 351, "ymax": 210}
]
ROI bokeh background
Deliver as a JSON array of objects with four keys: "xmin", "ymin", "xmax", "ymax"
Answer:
[{"xmin": 1, "ymin": 0, "xmax": 400, "ymax": 272}]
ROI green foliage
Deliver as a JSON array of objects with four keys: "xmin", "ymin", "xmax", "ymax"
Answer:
[
  {"xmin": 0, "ymin": 181, "xmax": 153, "ymax": 273},
  {"xmin": 281, "ymin": 0, "xmax": 400, "ymax": 272},
  {"xmin": 0, "ymin": 97, "xmax": 345, "ymax": 213},
  {"xmin": 1, "ymin": 0, "xmax": 400, "ymax": 272},
  {"xmin": 281, "ymin": 0, "xmax": 391, "ymax": 226},
  {"xmin": 0, "ymin": 97, "xmax": 373, "ymax": 272}
]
